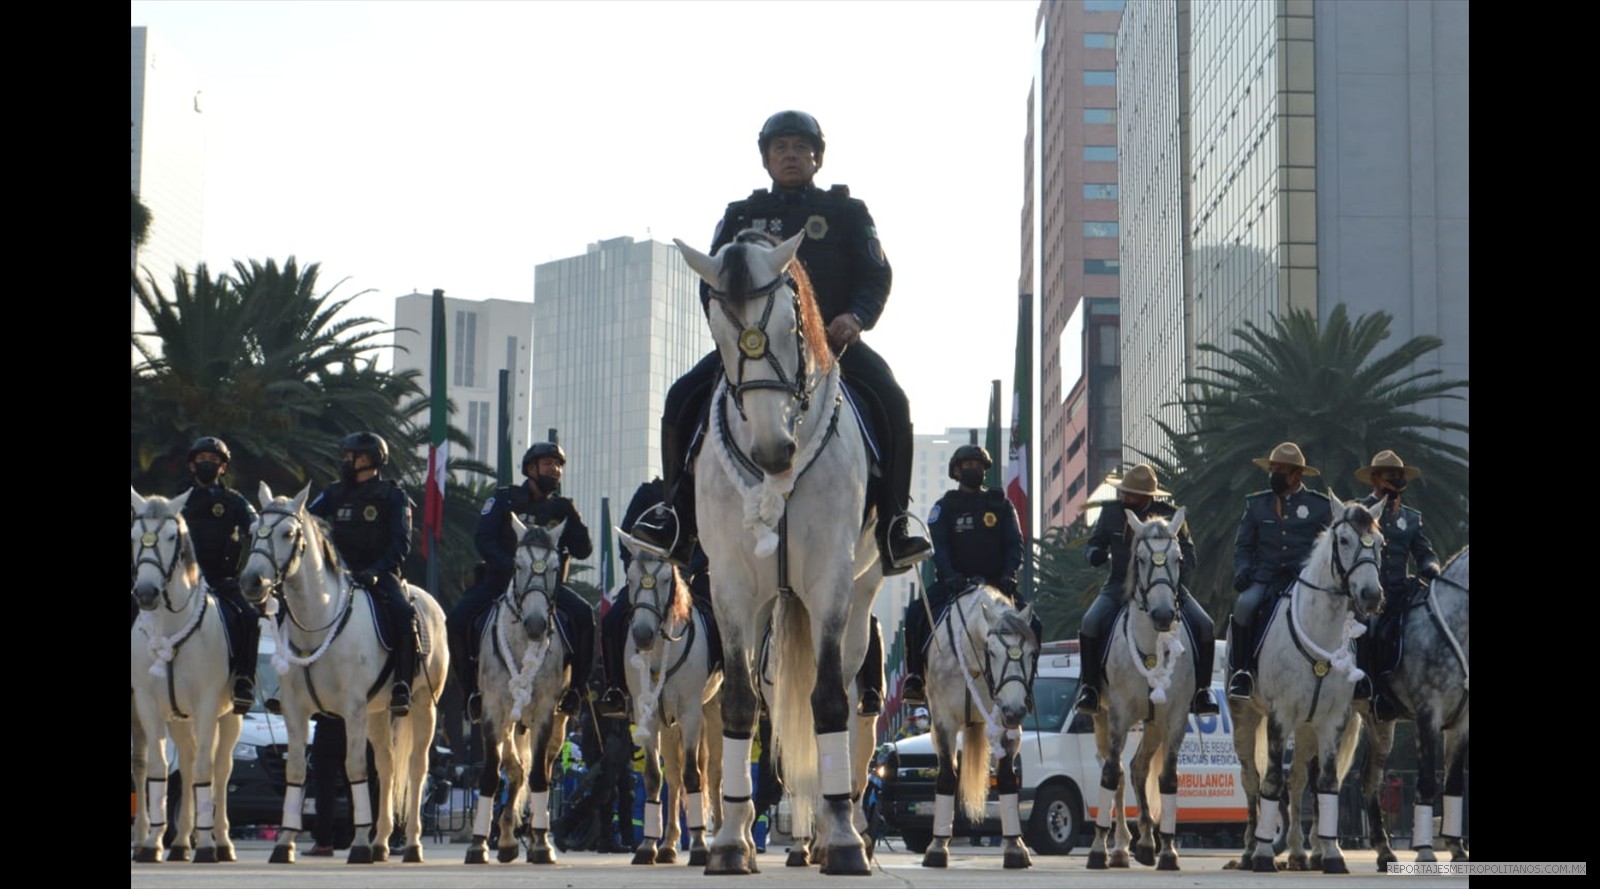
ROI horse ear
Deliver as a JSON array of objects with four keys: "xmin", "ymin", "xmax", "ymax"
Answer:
[
  {"xmin": 1170, "ymin": 506, "xmax": 1186, "ymax": 533},
  {"xmin": 510, "ymin": 512, "xmax": 527, "ymax": 539},
  {"xmin": 292, "ymin": 483, "xmax": 312, "ymax": 514},
  {"xmin": 773, "ymin": 231, "xmax": 805, "ymax": 271},
  {"xmin": 1125, "ymin": 509, "xmax": 1145, "ymax": 534},
  {"xmin": 170, "ymin": 488, "xmax": 192, "ymax": 514},
  {"xmin": 132, "ymin": 486, "xmax": 147, "ymax": 515},
  {"xmin": 257, "ymin": 480, "xmax": 274, "ymax": 508},
  {"xmin": 674, "ymin": 238, "xmax": 721, "ymax": 288},
  {"xmin": 615, "ymin": 528, "xmax": 637, "ymax": 553},
  {"xmin": 1364, "ymin": 499, "xmax": 1384, "ymax": 520}
]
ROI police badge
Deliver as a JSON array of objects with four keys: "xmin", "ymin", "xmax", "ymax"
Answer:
[
  {"xmin": 212, "ymin": 503, "xmax": 225, "ymax": 517},
  {"xmin": 363, "ymin": 505, "xmax": 378, "ymax": 521},
  {"xmin": 805, "ymin": 214, "xmax": 828, "ymax": 240},
  {"xmin": 983, "ymin": 511, "xmax": 998, "ymax": 528}
]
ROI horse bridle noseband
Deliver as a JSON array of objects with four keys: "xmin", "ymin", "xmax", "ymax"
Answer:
[
  {"xmin": 132, "ymin": 513, "xmax": 193, "ymax": 613},
  {"xmin": 629, "ymin": 558, "xmax": 689, "ymax": 644}
]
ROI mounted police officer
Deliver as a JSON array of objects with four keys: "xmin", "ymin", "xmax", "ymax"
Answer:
[
  {"xmin": 900, "ymin": 444, "xmax": 1038, "ymax": 704},
  {"xmin": 177, "ymin": 436, "xmax": 261, "ymax": 715},
  {"xmin": 1354, "ymin": 450, "xmax": 1442, "ymax": 721},
  {"xmin": 631, "ymin": 109, "xmax": 932, "ymax": 576},
  {"xmin": 447, "ymin": 442, "xmax": 594, "ymax": 723},
  {"xmin": 308, "ymin": 431, "xmax": 418, "ymax": 716},
  {"xmin": 1074, "ymin": 464, "xmax": 1219, "ymax": 716},
  {"xmin": 1227, "ymin": 442, "xmax": 1336, "ymax": 700}
]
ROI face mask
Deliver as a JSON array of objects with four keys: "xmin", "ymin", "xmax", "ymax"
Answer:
[
  {"xmin": 340, "ymin": 461, "xmax": 359, "ymax": 483},
  {"xmin": 1384, "ymin": 478, "xmax": 1407, "ymax": 495},
  {"xmin": 1269, "ymin": 471, "xmax": 1291, "ymax": 494},
  {"xmin": 193, "ymin": 461, "xmax": 221, "ymax": 485},
  {"xmin": 535, "ymin": 474, "xmax": 559, "ymax": 495},
  {"xmin": 958, "ymin": 467, "xmax": 984, "ymax": 488}
]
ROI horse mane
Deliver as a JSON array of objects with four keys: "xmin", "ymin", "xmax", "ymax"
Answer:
[
  {"xmin": 726, "ymin": 229, "xmax": 834, "ymax": 375},
  {"xmin": 666, "ymin": 562, "xmax": 692, "ymax": 629},
  {"xmin": 1303, "ymin": 501, "xmax": 1378, "ymax": 576},
  {"xmin": 299, "ymin": 509, "xmax": 346, "ymax": 573},
  {"xmin": 519, "ymin": 524, "xmax": 559, "ymax": 551},
  {"xmin": 994, "ymin": 606, "xmax": 1037, "ymax": 648}
]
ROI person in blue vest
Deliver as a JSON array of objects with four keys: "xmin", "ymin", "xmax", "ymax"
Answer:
[
  {"xmin": 629, "ymin": 109, "xmax": 931, "ymax": 575},
  {"xmin": 1353, "ymin": 450, "xmax": 1443, "ymax": 721},
  {"xmin": 308, "ymin": 432, "xmax": 417, "ymax": 716},
  {"xmin": 1227, "ymin": 442, "xmax": 1336, "ymax": 700}
]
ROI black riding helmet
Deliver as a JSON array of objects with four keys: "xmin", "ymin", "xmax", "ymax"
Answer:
[
  {"xmin": 187, "ymin": 436, "xmax": 232, "ymax": 464},
  {"xmin": 339, "ymin": 431, "xmax": 389, "ymax": 468},
  {"xmin": 521, "ymin": 441, "xmax": 567, "ymax": 477},
  {"xmin": 758, "ymin": 110, "xmax": 825, "ymax": 163},
  {"xmin": 948, "ymin": 444, "xmax": 993, "ymax": 481}
]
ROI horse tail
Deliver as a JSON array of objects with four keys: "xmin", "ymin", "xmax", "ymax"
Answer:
[
  {"xmin": 958, "ymin": 722, "xmax": 990, "ymax": 824},
  {"xmin": 771, "ymin": 594, "xmax": 817, "ymax": 838}
]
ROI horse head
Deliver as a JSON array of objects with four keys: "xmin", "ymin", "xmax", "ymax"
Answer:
[
  {"xmin": 130, "ymin": 487, "xmax": 198, "ymax": 611},
  {"xmin": 239, "ymin": 481, "xmax": 317, "ymax": 610},
  {"xmin": 1124, "ymin": 506, "xmax": 1186, "ymax": 632},
  {"xmin": 616, "ymin": 528, "xmax": 690, "ymax": 654},
  {"xmin": 508, "ymin": 513, "xmax": 566, "ymax": 640},
  {"xmin": 675, "ymin": 230, "xmax": 831, "ymax": 475},
  {"xmin": 977, "ymin": 593, "xmax": 1039, "ymax": 727},
  {"xmin": 1317, "ymin": 500, "xmax": 1387, "ymax": 620}
]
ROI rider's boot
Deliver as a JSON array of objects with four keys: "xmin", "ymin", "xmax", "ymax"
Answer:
[
  {"xmin": 1227, "ymin": 617, "xmax": 1254, "ymax": 700},
  {"xmin": 1073, "ymin": 633, "xmax": 1102, "ymax": 714},
  {"xmin": 901, "ymin": 609, "xmax": 927, "ymax": 703},
  {"xmin": 901, "ymin": 674, "xmax": 926, "ymax": 704},
  {"xmin": 881, "ymin": 513, "xmax": 932, "ymax": 574},
  {"xmin": 857, "ymin": 617, "xmax": 885, "ymax": 716},
  {"xmin": 557, "ymin": 687, "xmax": 582, "ymax": 717},
  {"xmin": 389, "ymin": 608, "xmax": 417, "ymax": 717},
  {"xmin": 1184, "ymin": 602, "xmax": 1220, "ymax": 715}
]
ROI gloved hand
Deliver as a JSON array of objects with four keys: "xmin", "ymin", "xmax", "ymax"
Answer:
[
  {"xmin": 1419, "ymin": 563, "xmax": 1440, "ymax": 581},
  {"xmin": 1233, "ymin": 572, "xmax": 1253, "ymax": 593},
  {"xmin": 355, "ymin": 571, "xmax": 380, "ymax": 589},
  {"xmin": 1088, "ymin": 548, "xmax": 1108, "ymax": 568}
]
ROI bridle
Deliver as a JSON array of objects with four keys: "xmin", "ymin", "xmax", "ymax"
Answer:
[
  {"xmin": 1129, "ymin": 531, "xmax": 1185, "ymax": 617},
  {"xmin": 1295, "ymin": 513, "xmax": 1384, "ymax": 620},
  {"xmin": 628, "ymin": 556, "xmax": 689, "ymax": 644},
  {"xmin": 247, "ymin": 505, "xmax": 348, "ymax": 634},
  {"xmin": 506, "ymin": 530, "xmax": 561, "ymax": 639},
  {"xmin": 132, "ymin": 511, "xmax": 197, "ymax": 613},
  {"xmin": 705, "ymin": 234, "xmax": 820, "ymax": 423}
]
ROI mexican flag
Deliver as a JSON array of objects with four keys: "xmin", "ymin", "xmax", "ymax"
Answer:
[
  {"xmin": 422, "ymin": 289, "xmax": 448, "ymax": 559},
  {"xmin": 1003, "ymin": 292, "xmax": 1030, "ymax": 540}
]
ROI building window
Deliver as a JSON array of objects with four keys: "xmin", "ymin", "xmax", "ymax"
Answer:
[
  {"xmin": 1084, "ymin": 108, "xmax": 1117, "ymax": 125},
  {"xmin": 1084, "ymin": 33, "xmax": 1116, "ymax": 49},
  {"xmin": 1067, "ymin": 472, "xmax": 1087, "ymax": 500},
  {"xmin": 1085, "ymin": 259, "xmax": 1120, "ymax": 275},
  {"xmin": 1085, "ymin": 70, "xmax": 1117, "ymax": 86},
  {"xmin": 1084, "ymin": 183, "xmax": 1118, "ymax": 200},
  {"xmin": 454, "ymin": 309, "xmax": 478, "ymax": 388},
  {"xmin": 1084, "ymin": 0, "xmax": 1126, "ymax": 10},
  {"xmin": 1085, "ymin": 221, "xmax": 1119, "ymax": 238},
  {"xmin": 1084, "ymin": 146, "xmax": 1117, "ymax": 162}
]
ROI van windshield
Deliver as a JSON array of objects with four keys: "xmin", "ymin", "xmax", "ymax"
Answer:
[
  {"xmin": 1022, "ymin": 675, "xmax": 1078, "ymax": 733},
  {"xmin": 251, "ymin": 650, "xmax": 282, "ymax": 714}
]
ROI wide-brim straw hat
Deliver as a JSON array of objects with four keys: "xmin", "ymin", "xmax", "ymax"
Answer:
[
  {"xmin": 1114, "ymin": 463, "xmax": 1170, "ymax": 498},
  {"xmin": 1354, "ymin": 449, "xmax": 1422, "ymax": 485},
  {"xmin": 1251, "ymin": 441, "xmax": 1320, "ymax": 476}
]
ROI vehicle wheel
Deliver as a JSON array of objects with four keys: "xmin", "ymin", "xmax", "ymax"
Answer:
[
  {"xmin": 1026, "ymin": 783, "xmax": 1081, "ymax": 856},
  {"xmin": 901, "ymin": 829, "xmax": 932, "ymax": 854}
]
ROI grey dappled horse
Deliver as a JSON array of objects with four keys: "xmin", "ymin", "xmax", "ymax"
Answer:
[
  {"xmin": 1359, "ymin": 545, "xmax": 1469, "ymax": 869},
  {"xmin": 675, "ymin": 231, "xmax": 883, "ymax": 875},
  {"xmin": 1088, "ymin": 508, "xmax": 1196, "ymax": 871},
  {"xmin": 238, "ymin": 482, "xmax": 448, "ymax": 865},
  {"xmin": 131, "ymin": 489, "xmax": 244, "ymax": 864},
  {"xmin": 1231, "ymin": 500, "xmax": 1384, "ymax": 874}
]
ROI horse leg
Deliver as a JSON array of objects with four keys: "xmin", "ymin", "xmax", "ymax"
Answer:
[
  {"xmin": 362, "ymin": 710, "xmax": 395, "ymax": 863},
  {"xmin": 398, "ymin": 707, "xmax": 433, "ymax": 862},
  {"xmin": 1155, "ymin": 726, "xmax": 1183, "ymax": 871},
  {"xmin": 850, "ymin": 709, "xmax": 877, "ymax": 860},
  {"xmin": 269, "ymin": 702, "xmax": 312, "ymax": 864},
  {"xmin": 706, "ymin": 625, "xmax": 759, "ymax": 875},
  {"xmin": 659, "ymin": 731, "xmax": 683, "ymax": 864},
  {"xmin": 132, "ymin": 693, "xmax": 168, "ymax": 863},
  {"xmin": 1359, "ymin": 711, "xmax": 1398, "ymax": 871},
  {"xmin": 1249, "ymin": 714, "xmax": 1287, "ymax": 872},
  {"xmin": 166, "ymin": 722, "xmax": 197, "ymax": 861},
  {"xmin": 633, "ymin": 729, "xmax": 663, "ymax": 864},
  {"xmin": 1285, "ymin": 740, "xmax": 1312, "ymax": 871},
  {"xmin": 525, "ymin": 717, "xmax": 560, "ymax": 864},
  {"xmin": 1130, "ymin": 731, "xmax": 1158, "ymax": 868},
  {"xmin": 1412, "ymin": 706, "xmax": 1441, "ymax": 863},
  {"xmin": 1441, "ymin": 721, "xmax": 1469, "ymax": 861},
  {"xmin": 683, "ymin": 709, "xmax": 712, "ymax": 866},
  {"xmin": 1310, "ymin": 720, "xmax": 1351, "ymax": 874},
  {"xmin": 202, "ymin": 712, "xmax": 243, "ymax": 862},
  {"xmin": 702, "ymin": 699, "xmax": 724, "ymax": 836},
  {"xmin": 464, "ymin": 717, "xmax": 502, "ymax": 864},
  {"xmin": 810, "ymin": 607, "xmax": 868, "ymax": 876},
  {"xmin": 1229, "ymin": 701, "xmax": 1262, "ymax": 869},
  {"xmin": 922, "ymin": 721, "xmax": 958, "ymax": 869},
  {"xmin": 998, "ymin": 735, "xmax": 1032, "ymax": 869}
]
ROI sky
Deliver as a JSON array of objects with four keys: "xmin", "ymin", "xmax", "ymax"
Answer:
[{"xmin": 130, "ymin": 0, "xmax": 1040, "ymax": 435}]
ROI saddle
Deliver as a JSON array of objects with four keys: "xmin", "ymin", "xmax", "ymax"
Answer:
[{"xmin": 359, "ymin": 584, "xmax": 430, "ymax": 661}]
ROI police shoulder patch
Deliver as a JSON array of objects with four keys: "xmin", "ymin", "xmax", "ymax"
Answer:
[
  {"xmin": 481, "ymin": 496, "xmax": 496, "ymax": 515},
  {"xmin": 868, "ymin": 236, "xmax": 886, "ymax": 266},
  {"xmin": 928, "ymin": 503, "xmax": 942, "ymax": 524}
]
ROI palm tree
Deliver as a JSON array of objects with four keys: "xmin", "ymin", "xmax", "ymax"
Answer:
[
  {"xmin": 1030, "ymin": 525, "xmax": 1101, "ymax": 643},
  {"xmin": 1142, "ymin": 305, "xmax": 1468, "ymax": 618}
]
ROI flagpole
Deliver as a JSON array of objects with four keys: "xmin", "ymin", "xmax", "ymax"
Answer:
[{"xmin": 425, "ymin": 288, "xmax": 448, "ymax": 598}]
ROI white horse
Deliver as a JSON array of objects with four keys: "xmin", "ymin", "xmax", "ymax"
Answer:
[
  {"xmin": 1231, "ymin": 500, "xmax": 1385, "ymax": 874},
  {"xmin": 615, "ymin": 530, "xmax": 725, "ymax": 866},
  {"xmin": 1359, "ymin": 544, "xmax": 1469, "ymax": 868},
  {"xmin": 1087, "ymin": 508, "xmax": 1196, "ymax": 872},
  {"xmin": 674, "ymin": 231, "xmax": 883, "ymax": 876},
  {"xmin": 237, "ymin": 482, "xmax": 448, "ymax": 864},
  {"xmin": 919, "ymin": 583, "xmax": 1039, "ymax": 870},
  {"xmin": 131, "ymin": 489, "xmax": 244, "ymax": 864},
  {"xmin": 462, "ymin": 514, "xmax": 572, "ymax": 865}
]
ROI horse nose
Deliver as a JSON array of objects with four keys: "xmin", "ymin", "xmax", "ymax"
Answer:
[
  {"xmin": 751, "ymin": 439, "xmax": 797, "ymax": 474},
  {"xmin": 131, "ymin": 581, "xmax": 159, "ymax": 608},
  {"xmin": 1151, "ymin": 607, "xmax": 1175, "ymax": 631},
  {"xmin": 524, "ymin": 612, "xmax": 548, "ymax": 639},
  {"xmin": 632, "ymin": 623, "xmax": 656, "ymax": 653}
]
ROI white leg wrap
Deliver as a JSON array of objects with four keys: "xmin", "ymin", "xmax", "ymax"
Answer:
[
  {"xmin": 722, "ymin": 736, "xmax": 753, "ymax": 798},
  {"xmin": 1412, "ymin": 804, "xmax": 1433, "ymax": 847},
  {"xmin": 1000, "ymin": 793, "xmax": 1021, "ymax": 837},
  {"xmin": 147, "ymin": 779, "xmax": 169, "ymax": 828},
  {"xmin": 934, "ymin": 793, "xmax": 955, "ymax": 837},
  {"xmin": 193, "ymin": 784, "xmax": 214, "ymax": 831},
  {"xmin": 819, "ymin": 730, "xmax": 852, "ymax": 797},
  {"xmin": 473, "ymin": 793, "xmax": 494, "ymax": 837},
  {"xmin": 530, "ymin": 790, "xmax": 550, "ymax": 830},
  {"xmin": 350, "ymin": 780, "xmax": 372, "ymax": 828},
  {"xmin": 644, "ymin": 801, "xmax": 662, "ymax": 839},
  {"xmin": 1442, "ymin": 796, "xmax": 1463, "ymax": 838},
  {"xmin": 1097, "ymin": 785, "xmax": 1117, "ymax": 829},
  {"xmin": 1255, "ymin": 797, "xmax": 1280, "ymax": 842},
  {"xmin": 1317, "ymin": 793, "xmax": 1339, "ymax": 839},
  {"xmin": 281, "ymin": 784, "xmax": 304, "ymax": 832},
  {"xmin": 1160, "ymin": 793, "xmax": 1177, "ymax": 835},
  {"xmin": 687, "ymin": 791, "xmax": 705, "ymax": 829}
]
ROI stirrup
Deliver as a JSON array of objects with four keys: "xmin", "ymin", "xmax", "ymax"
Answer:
[
  {"xmin": 389, "ymin": 682, "xmax": 412, "ymax": 716},
  {"xmin": 466, "ymin": 691, "xmax": 483, "ymax": 724},
  {"xmin": 884, "ymin": 512, "xmax": 933, "ymax": 570},
  {"xmin": 632, "ymin": 504, "xmax": 689, "ymax": 562},
  {"xmin": 1074, "ymin": 685, "xmax": 1100, "ymax": 715},
  {"xmin": 1191, "ymin": 687, "xmax": 1221, "ymax": 716},
  {"xmin": 597, "ymin": 688, "xmax": 628, "ymax": 718},
  {"xmin": 858, "ymin": 687, "xmax": 883, "ymax": 716},
  {"xmin": 1227, "ymin": 671, "xmax": 1254, "ymax": 700},
  {"xmin": 901, "ymin": 674, "xmax": 926, "ymax": 703},
  {"xmin": 557, "ymin": 687, "xmax": 581, "ymax": 716},
  {"xmin": 232, "ymin": 676, "xmax": 256, "ymax": 714}
]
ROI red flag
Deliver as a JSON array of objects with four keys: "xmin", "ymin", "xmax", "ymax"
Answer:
[{"xmin": 1003, "ymin": 293, "xmax": 1031, "ymax": 539}]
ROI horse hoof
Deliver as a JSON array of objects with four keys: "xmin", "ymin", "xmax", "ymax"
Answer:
[
  {"xmin": 346, "ymin": 844, "xmax": 373, "ymax": 864},
  {"xmin": 167, "ymin": 846, "xmax": 191, "ymax": 862},
  {"xmin": 656, "ymin": 846, "xmax": 678, "ymax": 864},
  {"xmin": 704, "ymin": 845, "xmax": 751, "ymax": 874},
  {"xmin": 1451, "ymin": 850, "xmax": 1470, "ymax": 863},
  {"xmin": 1251, "ymin": 854, "xmax": 1277, "ymax": 873},
  {"xmin": 528, "ymin": 848, "xmax": 556, "ymax": 865},
  {"xmin": 1158, "ymin": 853, "xmax": 1181, "ymax": 871},
  {"xmin": 1004, "ymin": 847, "xmax": 1033, "ymax": 869},
  {"xmin": 135, "ymin": 847, "xmax": 161, "ymax": 864},
  {"xmin": 689, "ymin": 848, "xmax": 708, "ymax": 866},
  {"xmin": 1110, "ymin": 852, "xmax": 1130, "ymax": 869},
  {"xmin": 1415, "ymin": 846, "xmax": 1437, "ymax": 863},
  {"xmin": 786, "ymin": 848, "xmax": 810, "ymax": 867},
  {"xmin": 268, "ymin": 845, "xmax": 294, "ymax": 864},
  {"xmin": 1134, "ymin": 846, "xmax": 1155, "ymax": 867},
  {"xmin": 1322, "ymin": 857, "xmax": 1348, "ymax": 875},
  {"xmin": 819, "ymin": 845, "xmax": 869, "ymax": 875},
  {"xmin": 465, "ymin": 847, "xmax": 488, "ymax": 865},
  {"xmin": 372, "ymin": 844, "xmax": 389, "ymax": 862},
  {"xmin": 1087, "ymin": 850, "xmax": 1108, "ymax": 870},
  {"xmin": 1287, "ymin": 853, "xmax": 1309, "ymax": 871},
  {"xmin": 632, "ymin": 847, "xmax": 656, "ymax": 865},
  {"xmin": 194, "ymin": 846, "xmax": 218, "ymax": 864},
  {"xmin": 497, "ymin": 846, "xmax": 519, "ymax": 863},
  {"xmin": 403, "ymin": 845, "xmax": 424, "ymax": 863}
]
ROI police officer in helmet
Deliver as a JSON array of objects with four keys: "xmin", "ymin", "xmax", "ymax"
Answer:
[
  {"xmin": 308, "ymin": 432, "xmax": 419, "ymax": 716},
  {"xmin": 447, "ymin": 442, "xmax": 595, "ymax": 722},
  {"xmin": 631, "ymin": 109, "xmax": 932, "ymax": 576},
  {"xmin": 176, "ymin": 436, "xmax": 262, "ymax": 714},
  {"xmin": 900, "ymin": 445, "xmax": 1040, "ymax": 703}
]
